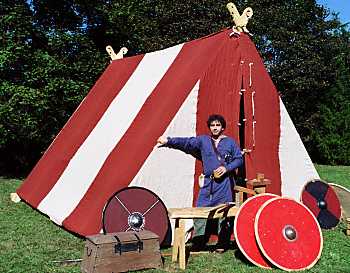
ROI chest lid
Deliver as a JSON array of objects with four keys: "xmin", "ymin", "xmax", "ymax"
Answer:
[{"xmin": 86, "ymin": 230, "xmax": 159, "ymax": 245}]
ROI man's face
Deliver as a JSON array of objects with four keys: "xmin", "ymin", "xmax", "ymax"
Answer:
[{"xmin": 209, "ymin": 120, "xmax": 224, "ymax": 137}]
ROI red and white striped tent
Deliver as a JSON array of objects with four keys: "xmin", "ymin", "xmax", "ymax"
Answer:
[{"xmin": 17, "ymin": 29, "xmax": 319, "ymax": 237}]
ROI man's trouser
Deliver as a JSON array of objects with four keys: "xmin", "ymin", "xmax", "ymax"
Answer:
[{"xmin": 192, "ymin": 217, "xmax": 233, "ymax": 247}]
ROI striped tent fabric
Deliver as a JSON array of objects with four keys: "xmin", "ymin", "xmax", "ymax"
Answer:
[{"xmin": 17, "ymin": 29, "xmax": 319, "ymax": 236}]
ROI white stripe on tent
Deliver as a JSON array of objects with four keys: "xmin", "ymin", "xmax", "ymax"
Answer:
[
  {"xmin": 129, "ymin": 81, "xmax": 198, "ymax": 207},
  {"xmin": 279, "ymin": 98, "xmax": 320, "ymax": 200},
  {"xmin": 38, "ymin": 44, "xmax": 184, "ymax": 225},
  {"xmin": 129, "ymin": 81, "xmax": 200, "ymax": 239}
]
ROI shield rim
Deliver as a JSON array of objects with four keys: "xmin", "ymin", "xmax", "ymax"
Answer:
[
  {"xmin": 328, "ymin": 182, "xmax": 350, "ymax": 194},
  {"xmin": 329, "ymin": 182, "xmax": 350, "ymax": 219}
]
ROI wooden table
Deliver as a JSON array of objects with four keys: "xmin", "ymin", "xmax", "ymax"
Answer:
[{"xmin": 168, "ymin": 205, "xmax": 239, "ymax": 270}]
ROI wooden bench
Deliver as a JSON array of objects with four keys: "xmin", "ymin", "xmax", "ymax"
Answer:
[
  {"xmin": 168, "ymin": 175, "xmax": 271, "ymax": 269},
  {"xmin": 168, "ymin": 205, "xmax": 239, "ymax": 270}
]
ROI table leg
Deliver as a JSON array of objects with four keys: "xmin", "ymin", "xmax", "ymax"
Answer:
[
  {"xmin": 172, "ymin": 219, "xmax": 180, "ymax": 262},
  {"xmin": 171, "ymin": 218, "xmax": 186, "ymax": 269},
  {"xmin": 178, "ymin": 219, "xmax": 186, "ymax": 269}
]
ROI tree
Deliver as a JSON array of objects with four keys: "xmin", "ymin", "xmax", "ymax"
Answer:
[
  {"xmin": 245, "ymin": 0, "xmax": 346, "ymax": 150},
  {"xmin": 1, "ymin": 0, "xmax": 349, "ymax": 176},
  {"xmin": 0, "ymin": 1, "xmax": 40, "ymax": 175},
  {"xmin": 310, "ymin": 28, "xmax": 350, "ymax": 165},
  {"xmin": 0, "ymin": 0, "xmax": 105, "ymax": 175}
]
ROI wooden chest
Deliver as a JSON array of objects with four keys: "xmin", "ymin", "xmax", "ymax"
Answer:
[{"xmin": 81, "ymin": 230, "xmax": 162, "ymax": 273}]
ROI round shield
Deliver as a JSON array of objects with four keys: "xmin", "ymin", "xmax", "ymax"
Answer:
[
  {"xmin": 102, "ymin": 186, "xmax": 169, "ymax": 244},
  {"xmin": 255, "ymin": 198, "xmax": 323, "ymax": 271},
  {"xmin": 329, "ymin": 183, "xmax": 350, "ymax": 219},
  {"xmin": 301, "ymin": 179, "xmax": 341, "ymax": 229},
  {"xmin": 234, "ymin": 194, "xmax": 279, "ymax": 268}
]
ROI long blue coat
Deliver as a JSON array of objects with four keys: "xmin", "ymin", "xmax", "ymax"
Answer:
[{"xmin": 164, "ymin": 135, "xmax": 243, "ymax": 207}]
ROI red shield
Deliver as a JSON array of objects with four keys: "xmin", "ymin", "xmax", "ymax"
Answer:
[
  {"xmin": 255, "ymin": 198, "xmax": 323, "ymax": 271},
  {"xmin": 234, "ymin": 194, "xmax": 279, "ymax": 268},
  {"xmin": 301, "ymin": 179, "xmax": 341, "ymax": 229},
  {"xmin": 102, "ymin": 186, "xmax": 169, "ymax": 245}
]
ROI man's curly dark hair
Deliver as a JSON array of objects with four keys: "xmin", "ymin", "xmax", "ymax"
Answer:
[{"xmin": 207, "ymin": 114, "xmax": 226, "ymax": 129}]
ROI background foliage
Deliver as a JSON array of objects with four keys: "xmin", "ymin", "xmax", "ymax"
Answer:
[{"xmin": 0, "ymin": 0, "xmax": 349, "ymax": 176}]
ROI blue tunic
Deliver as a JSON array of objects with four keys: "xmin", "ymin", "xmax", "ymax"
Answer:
[{"xmin": 164, "ymin": 135, "xmax": 243, "ymax": 207}]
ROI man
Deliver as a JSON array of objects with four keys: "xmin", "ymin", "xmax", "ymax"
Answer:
[{"xmin": 157, "ymin": 114, "xmax": 243, "ymax": 252}]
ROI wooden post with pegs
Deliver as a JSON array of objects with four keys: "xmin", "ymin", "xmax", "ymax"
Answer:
[{"xmin": 247, "ymin": 173, "xmax": 271, "ymax": 195}]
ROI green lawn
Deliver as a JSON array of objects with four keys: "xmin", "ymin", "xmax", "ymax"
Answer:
[
  {"xmin": 1, "ymin": 165, "xmax": 350, "ymax": 273},
  {"xmin": 315, "ymin": 165, "xmax": 350, "ymax": 189}
]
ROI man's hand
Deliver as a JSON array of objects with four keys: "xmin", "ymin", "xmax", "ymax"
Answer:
[
  {"xmin": 213, "ymin": 166, "xmax": 227, "ymax": 178},
  {"xmin": 157, "ymin": 136, "xmax": 168, "ymax": 145}
]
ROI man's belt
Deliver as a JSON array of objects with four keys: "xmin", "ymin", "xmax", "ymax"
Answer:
[{"xmin": 204, "ymin": 173, "xmax": 231, "ymax": 182}]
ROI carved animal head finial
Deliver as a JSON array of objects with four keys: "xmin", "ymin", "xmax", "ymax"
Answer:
[
  {"xmin": 120, "ymin": 47, "xmax": 128, "ymax": 55},
  {"xmin": 226, "ymin": 2, "xmax": 253, "ymax": 36},
  {"xmin": 106, "ymin": 45, "xmax": 128, "ymax": 60},
  {"xmin": 106, "ymin": 45, "xmax": 114, "ymax": 57},
  {"xmin": 243, "ymin": 7, "xmax": 253, "ymax": 19},
  {"xmin": 226, "ymin": 2, "xmax": 240, "ymax": 20}
]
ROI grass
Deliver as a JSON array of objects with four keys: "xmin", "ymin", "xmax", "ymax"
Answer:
[
  {"xmin": 315, "ymin": 164, "xmax": 350, "ymax": 189},
  {"xmin": 1, "ymin": 165, "xmax": 350, "ymax": 273}
]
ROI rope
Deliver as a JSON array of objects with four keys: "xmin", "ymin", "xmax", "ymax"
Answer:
[
  {"xmin": 252, "ymin": 91, "xmax": 256, "ymax": 147},
  {"xmin": 249, "ymin": 63, "xmax": 253, "ymax": 87},
  {"xmin": 249, "ymin": 62, "xmax": 256, "ymax": 147}
]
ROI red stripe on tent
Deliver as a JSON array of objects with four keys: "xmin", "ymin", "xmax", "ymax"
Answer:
[
  {"xmin": 63, "ymin": 30, "xmax": 230, "ymax": 235},
  {"xmin": 193, "ymin": 35, "xmax": 242, "ymax": 205},
  {"xmin": 240, "ymin": 34, "xmax": 281, "ymax": 195},
  {"xmin": 17, "ymin": 55, "xmax": 144, "ymax": 206}
]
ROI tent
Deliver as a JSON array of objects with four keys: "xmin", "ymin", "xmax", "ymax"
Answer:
[{"xmin": 17, "ymin": 29, "xmax": 319, "ymax": 237}]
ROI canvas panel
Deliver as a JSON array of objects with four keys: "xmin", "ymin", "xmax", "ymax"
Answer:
[
  {"xmin": 194, "ymin": 32, "xmax": 242, "ymax": 204},
  {"xmin": 17, "ymin": 55, "xmax": 144, "ymax": 206},
  {"xmin": 63, "ymin": 31, "xmax": 229, "ymax": 235},
  {"xmin": 37, "ymin": 44, "xmax": 184, "ymax": 225},
  {"xmin": 279, "ymin": 99, "xmax": 320, "ymax": 199},
  {"xmin": 240, "ymin": 35, "xmax": 282, "ymax": 195},
  {"xmin": 130, "ymin": 81, "xmax": 200, "ymax": 240}
]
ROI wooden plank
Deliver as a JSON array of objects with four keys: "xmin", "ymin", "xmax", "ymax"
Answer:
[
  {"xmin": 168, "ymin": 206, "xmax": 238, "ymax": 219},
  {"xmin": 203, "ymin": 203, "xmax": 230, "ymax": 212},
  {"xmin": 234, "ymin": 186, "xmax": 256, "ymax": 196},
  {"xmin": 247, "ymin": 179, "xmax": 271, "ymax": 187}
]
